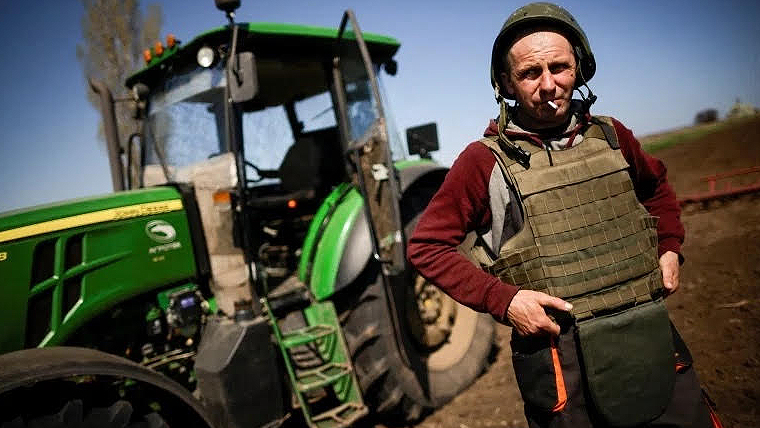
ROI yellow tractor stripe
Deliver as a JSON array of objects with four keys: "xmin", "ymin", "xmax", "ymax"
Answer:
[{"xmin": 0, "ymin": 199, "xmax": 184, "ymax": 243}]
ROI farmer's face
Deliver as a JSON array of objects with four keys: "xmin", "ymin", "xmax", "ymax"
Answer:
[{"xmin": 501, "ymin": 30, "xmax": 577, "ymax": 129}]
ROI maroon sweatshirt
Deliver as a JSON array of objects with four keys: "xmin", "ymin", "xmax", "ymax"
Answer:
[{"xmin": 407, "ymin": 118, "xmax": 684, "ymax": 322}]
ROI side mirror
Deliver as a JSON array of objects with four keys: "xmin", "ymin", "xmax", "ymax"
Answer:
[
  {"xmin": 383, "ymin": 59, "xmax": 398, "ymax": 76},
  {"xmin": 132, "ymin": 83, "xmax": 149, "ymax": 101},
  {"xmin": 130, "ymin": 83, "xmax": 150, "ymax": 119},
  {"xmin": 228, "ymin": 52, "xmax": 258, "ymax": 103},
  {"xmin": 406, "ymin": 122, "xmax": 439, "ymax": 159},
  {"xmin": 215, "ymin": 0, "xmax": 240, "ymax": 13}
]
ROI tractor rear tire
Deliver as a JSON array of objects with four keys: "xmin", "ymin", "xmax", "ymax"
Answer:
[
  {"xmin": 0, "ymin": 347, "xmax": 213, "ymax": 428},
  {"xmin": 339, "ymin": 265, "xmax": 494, "ymax": 423},
  {"xmin": 337, "ymin": 210, "xmax": 495, "ymax": 423}
]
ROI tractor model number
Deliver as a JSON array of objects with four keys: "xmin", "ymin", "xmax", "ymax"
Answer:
[{"xmin": 0, "ymin": 252, "xmax": 7, "ymax": 261}]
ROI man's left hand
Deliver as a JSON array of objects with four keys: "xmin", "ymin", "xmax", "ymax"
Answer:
[{"xmin": 659, "ymin": 251, "xmax": 680, "ymax": 296}]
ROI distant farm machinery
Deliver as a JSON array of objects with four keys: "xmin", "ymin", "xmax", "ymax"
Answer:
[{"xmin": 679, "ymin": 166, "xmax": 760, "ymax": 207}]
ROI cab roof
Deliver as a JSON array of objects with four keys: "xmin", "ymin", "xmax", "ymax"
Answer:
[{"xmin": 126, "ymin": 21, "xmax": 401, "ymax": 93}]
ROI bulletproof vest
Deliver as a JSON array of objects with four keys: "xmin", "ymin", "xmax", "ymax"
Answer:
[{"xmin": 475, "ymin": 117, "xmax": 665, "ymax": 320}]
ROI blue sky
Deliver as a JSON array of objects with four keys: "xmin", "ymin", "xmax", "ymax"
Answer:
[{"xmin": 1, "ymin": 0, "xmax": 759, "ymax": 213}]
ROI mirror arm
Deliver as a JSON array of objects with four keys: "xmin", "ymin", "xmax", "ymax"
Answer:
[
  {"xmin": 126, "ymin": 132, "xmax": 142, "ymax": 189},
  {"xmin": 89, "ymin": 78, "xmax": 125, "ymax": 192},
  {"xmin": 222, "ymin": 9, "xmax": 263, "ymax": 314},
  {"xmin": 226, "ymin": 12, "xmax": 241, "ymax": 85}
]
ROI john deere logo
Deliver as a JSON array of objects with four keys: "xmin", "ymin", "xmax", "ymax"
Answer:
[{"xmin": 145, "ymin": 220, "xmax": 177, "ymax": 243}]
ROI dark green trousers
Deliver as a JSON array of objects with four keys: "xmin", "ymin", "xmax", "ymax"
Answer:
[{"xmin": 512, "ymin": 324, "xmax": 717, "ymax": 428}]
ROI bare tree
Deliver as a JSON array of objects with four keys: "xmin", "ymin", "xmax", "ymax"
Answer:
[{"xmin": 77, "ymin": 0, "xmax": 162, "ymax": 150}]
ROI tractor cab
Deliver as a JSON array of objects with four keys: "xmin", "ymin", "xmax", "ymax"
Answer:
[
  {"xmin": 117, "ymin": 11, "xmax": 419, "ymax": 315},
  {"xmin": 134, "ymin": 22, "xmax": 404, "ymax": 192}
]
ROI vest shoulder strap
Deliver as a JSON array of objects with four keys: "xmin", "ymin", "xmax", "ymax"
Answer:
[
  {"xmin": 589, "ymin": 115, "xmax": 620, "ymax": 149},
  {"xmin": 478, "ymin": 135, "xmax": 543, "ymax": 169},
  {"xmin": 478, "ymin": 136, "xmax": 518, "ymax": 173}
]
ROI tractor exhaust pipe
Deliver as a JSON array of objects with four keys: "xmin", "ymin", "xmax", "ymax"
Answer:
[{"xmin": 89, "ymin": 78, "xmax": 125, "ymax": 192}]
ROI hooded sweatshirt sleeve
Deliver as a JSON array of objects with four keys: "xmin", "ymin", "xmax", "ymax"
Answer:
[
  {"xmin": 612, "ymin": 118, "xmax": 685, "ymax": 259},
  {"xmin": 407, "ymin": 141, "xmax": 519, "ymax": 321}
]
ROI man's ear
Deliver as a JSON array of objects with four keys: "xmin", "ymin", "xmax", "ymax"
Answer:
[{"xmin": 500, "ymin": 71, "xmax": 515, "ymax": 96}]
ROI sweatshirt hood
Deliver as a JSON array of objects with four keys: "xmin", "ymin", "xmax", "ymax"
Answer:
[{"xmin": 484, "ymin": 119, "xmax": 500, "ymax": 137}]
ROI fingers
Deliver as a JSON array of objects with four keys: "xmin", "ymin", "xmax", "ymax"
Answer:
[
  {"xmin": 664, "ymin": 278, "xmax": 679, "ymax": 296},
  {"xmin": 542, "ymin": 316, "xmax": 561, "ymax": 337},
  {"xmin": 513, "ymin": 315, "xmax": 560, "ymax": 337},
  {"xmin": 507, "ymin": 290, "xmax": 566, "ymax": 337},
  {"xmin": 663, "ymin": 270, "xmax": 677, "ymax": 295},
  {"xmin": 659, "ymin": 251, "xmax": 681, "ymax": 296},
  {"xmin": 537, "ymin": 292, "xmax": 573, "ymax": 313}
]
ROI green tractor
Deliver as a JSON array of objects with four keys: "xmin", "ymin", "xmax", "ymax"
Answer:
[{"xmin": 0, "ymin": 2, "xmax": 494, "ymax": 427}]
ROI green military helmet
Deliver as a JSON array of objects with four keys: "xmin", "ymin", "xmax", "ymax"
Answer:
[{"xmin": 491, "ymin": 2, "xmax": 596, "ymax": 100}]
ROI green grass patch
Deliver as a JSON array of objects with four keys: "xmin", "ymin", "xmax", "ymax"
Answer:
[
  {"xmin": 640, "ymin": 115, "xmax": 759, "ymax": 153},
  {"xmin": 641, "ymin": 122, "xmax": 724, "ymax": 153}
]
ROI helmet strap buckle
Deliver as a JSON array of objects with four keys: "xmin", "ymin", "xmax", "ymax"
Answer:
[
  {"xmin": 496, "ymin": 95, "xmax": 532, "ymax": 169},
  {"xmin": 574, "ymin": 62, "xmax": 597, "ymax": 114}
]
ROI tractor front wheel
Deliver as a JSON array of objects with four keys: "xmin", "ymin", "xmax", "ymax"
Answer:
[{"xmin": 0, "ymin": 347, "xmax": 213, "ymax": 428}]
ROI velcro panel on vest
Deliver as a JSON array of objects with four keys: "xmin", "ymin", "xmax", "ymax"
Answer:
[
  {"xmin": 524, "ymin": 171, "xmax": 634, "ymax": 216},
  {"xmin": 535, "ymin": 211, "xmax": 653, "ymax": 257},
  {"xmin": 489, "ymin": 214, "xmax": 655, "ymax": 271},
  {"xmin": 570, "ymin": 270, "xmax": 662, "ymax": 320},
  {"xmin": 491, "ymin": 215, "xmax": 659, "ymax": 292},
  {"xmin": 528, "ymin": 190, "xmax": 641, "ymax": 237},
  {"xmin": 508, "ymin": 142, "xmax": 629, "ymax": 197},
  {"xmin": 492, "ymin": 238, "xmax": 659, "ymax": 299},
  {"xmin": 539, "ymin": 230, "xmax": 658, "ymax": 277}
]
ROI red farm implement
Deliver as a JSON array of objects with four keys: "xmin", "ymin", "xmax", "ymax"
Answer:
[{"xmin": 679, "ymin": 166, "xmax": 760, "ymax": 206}]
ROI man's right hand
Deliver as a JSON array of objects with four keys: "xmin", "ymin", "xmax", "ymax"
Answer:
[{"xmin": 506, "ymin": 290, "xmax": 573, "ymax": 337}]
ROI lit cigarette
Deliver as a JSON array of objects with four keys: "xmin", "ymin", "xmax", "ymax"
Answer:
[{"xmin": 547, "ymin": 101, "xmax": 558, "ymax": 110}]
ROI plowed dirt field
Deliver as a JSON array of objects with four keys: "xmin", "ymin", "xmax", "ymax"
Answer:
[{"xmin": 385, "ymin": 115, "xmax": 760, "ymax": 428}]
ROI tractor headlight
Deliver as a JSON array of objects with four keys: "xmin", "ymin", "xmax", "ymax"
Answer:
[{"xmin": 197, "ymin": 46, "xmax": 215, "ymax": 68}]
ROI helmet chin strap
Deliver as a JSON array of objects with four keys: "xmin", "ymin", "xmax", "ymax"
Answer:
[
  {"xmin": 574, "ymin": 53, "xmax": 597, "ymax": 114},
  {"xmin": 576, "ymin": 83, "xmax": 597, "ymax": 114},
  {"xmin": 494, "ymin": 85, "xmax": 532, "ymax": 168}
]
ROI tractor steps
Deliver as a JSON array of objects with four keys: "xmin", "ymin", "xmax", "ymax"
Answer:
[
  {"xmin": 263, "ymin": 298, "xmax": 367, "ymax": 428},
  {"xmin": 282, "ymin": 324, "xmax": 336, "ymax": 349},
  {"xmin": 296, "ymin": 362, "xmax": 352, "ymax": 392},
  {"xmin": 312, "ymin": 402, "xmax": 368, "ymax": 428}
]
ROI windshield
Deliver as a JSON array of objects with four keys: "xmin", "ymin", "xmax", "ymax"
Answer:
[
  {"xmin": 145, "ymin": 63, "xmax": 227, "ymax": 168},
  {"xmin": 144, "ymin": 61, "xmax": 339, "ymax": 174},
  {"xmin": 144, "ymin": 60, "xmax": 403, "ymax": 175}
]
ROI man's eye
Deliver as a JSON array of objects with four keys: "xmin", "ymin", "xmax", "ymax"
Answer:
[
  {"xmin": 550, "ymin": 64, "xmax": 571, "ymax": 74},
  {"xmin": 520, "ymin": 69, "xmax": 540, "ymax": 79}
]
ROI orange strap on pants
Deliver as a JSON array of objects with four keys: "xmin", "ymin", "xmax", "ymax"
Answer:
[{"xmin": 550, "ymin": 336, "xmax": 567, "ymax": 412}]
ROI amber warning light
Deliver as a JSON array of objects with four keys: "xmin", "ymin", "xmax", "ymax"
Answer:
[
  {"xmin": 287, "ymin": 199, "xmax": 297, "ymax": 209},
  {"xmin": 213, "ymin": 191, "xmax": 231, "ymax": 205}
]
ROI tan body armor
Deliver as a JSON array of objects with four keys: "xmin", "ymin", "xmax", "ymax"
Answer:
[{"xmin": 475, "ymin": 117, "xmax": 665, "ymax": 321}]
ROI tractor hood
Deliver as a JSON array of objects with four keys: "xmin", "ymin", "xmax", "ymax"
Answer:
[{"xmin": 0, "ymin": 187, "xmax": 183, "ymax": 244}]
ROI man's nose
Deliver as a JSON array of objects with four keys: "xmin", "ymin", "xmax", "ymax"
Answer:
[{"xmin": 538, "ymin": 69, "xmax": 556, "ymax": 93}]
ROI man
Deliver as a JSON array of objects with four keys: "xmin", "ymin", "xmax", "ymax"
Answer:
[{"xmin": 407, "ymin": 3, "xmax": 720, "ymax": 427}]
